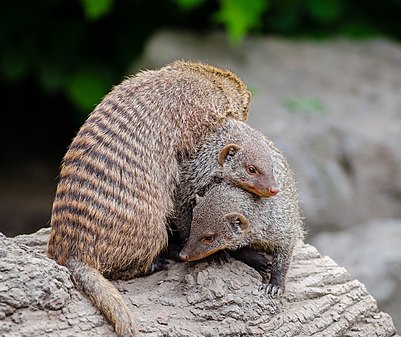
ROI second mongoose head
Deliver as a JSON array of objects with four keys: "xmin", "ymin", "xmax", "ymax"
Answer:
[
  {"xmin": 218, "ymin": 143, "xmax": 279, "ymax": 198},
  {"xmin": 179, "ymin": 185, "xmax": 252, "ymax": 262}
]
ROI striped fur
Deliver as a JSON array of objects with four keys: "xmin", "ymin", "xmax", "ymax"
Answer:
[{"xmin": 47, "ymin": 61, "xmax": 250, "ymax": 336}]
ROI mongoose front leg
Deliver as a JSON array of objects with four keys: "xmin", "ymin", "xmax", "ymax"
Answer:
[
  {"xmin": 259, "ymin": 250, "xmax": 291, "ymax": 296},
  {"xmin": 228, "ymin": 247, "xmax": 273, "ymax": 280}
]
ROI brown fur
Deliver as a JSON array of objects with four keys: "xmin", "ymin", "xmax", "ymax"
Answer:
[{"xmin": 47, "ymin": 60, "xmax": 250, "ymax": 336}]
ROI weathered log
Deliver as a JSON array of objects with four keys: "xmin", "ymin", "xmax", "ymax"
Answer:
[{"xmin": 0, "ymin": 228, "xmax": 398, "ymax": 337}]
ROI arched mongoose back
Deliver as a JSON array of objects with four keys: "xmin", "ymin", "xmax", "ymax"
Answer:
[{"xmin": 47, "ymin": 60, "xmax": 251, "ymax": 336}]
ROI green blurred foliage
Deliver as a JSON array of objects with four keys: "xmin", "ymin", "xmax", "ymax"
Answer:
[
  {"xmin": 283, "ymin": 97, "xmax": 327, "ymax": 116},
  {"xmin": 175, "ymin": 0, "xmax": 206, "ymax": 10},
  {"xmin": 80, "ymin": 0, "xmax": 114, "ymax": 20},
  {"xmin": 213, "ymin": 0, "xmax": 269, "ymax": 43},
  {"xmin": 1, "ymin": 0, "xmax": 401, "ymax": 120}
]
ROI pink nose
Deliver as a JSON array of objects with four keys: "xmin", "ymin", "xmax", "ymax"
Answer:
[
  {"xmin": 179, "ymin": 252, "xmax": 189, "ymax": 261},
  {"xmin": 269, "ymin": 187, "xmax": 279, "ymax": 196}
]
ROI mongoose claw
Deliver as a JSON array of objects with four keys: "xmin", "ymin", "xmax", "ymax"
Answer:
[{"xmin": 259, "ymin": 283, "xmax": 284, "ymax": 297}]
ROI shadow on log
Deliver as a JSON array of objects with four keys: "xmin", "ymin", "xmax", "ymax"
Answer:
[{"xmin": 0, "ymin": 228, "xmax": 398, "ymax": 337}]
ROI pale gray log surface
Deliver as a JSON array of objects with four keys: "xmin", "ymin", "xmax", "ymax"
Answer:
[{"xmin": 0, "ymin": 228, "xmax": 398, "ymax": 337}]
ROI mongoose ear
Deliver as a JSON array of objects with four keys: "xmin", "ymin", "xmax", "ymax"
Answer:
[
  {"xmin": 224, "ymin": 212, "xmax": 249, "ymax": 231},
  {"xmin": 218, "ymin": 143, "xmax": 241, "ymax": 166}
]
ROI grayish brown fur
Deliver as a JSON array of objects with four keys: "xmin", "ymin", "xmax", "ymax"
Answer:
[
  {"xmin": 171, "ymin": 119, "xmax": 279, "ymax": 242},
  {"xmin": 47, "ymin": 60, "xmax": 251, "ymax": 336},
  {"xmin": 179, "ymin": 140, "xmax": 304, "ymax": 296}
]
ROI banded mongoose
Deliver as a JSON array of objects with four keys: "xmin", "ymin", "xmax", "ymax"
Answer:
[
  {"xmin": 170, "ymin": 119, "xmax": 279, "ymax": 243},
  {"xmin": 179, "ymin": 143, "xmax": 304, "ymax": 296},
  {"xmin": 47, "ymin": 60, "xmax": 251, "ymax": 336}
]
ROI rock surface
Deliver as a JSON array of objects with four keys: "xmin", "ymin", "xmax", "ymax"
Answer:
[
  {"xmin": 311, "ymin": 218, "xmax": 401, "ymax": 332},
  {"xmin": 0, "ymin": 228, "xmax": 398, "ymax": 337}
]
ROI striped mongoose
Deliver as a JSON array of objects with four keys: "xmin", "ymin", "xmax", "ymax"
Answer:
[
  {"xmin": 47, "ymin": 60, "xmax": 251, "ymax": 336},
  {"xmin": 179, "ymin": 142, "xmax": 304, "ymax": 296},
  {"xmin": 170, "ymin": 119, "xmax": 279, "ymax": 243}
]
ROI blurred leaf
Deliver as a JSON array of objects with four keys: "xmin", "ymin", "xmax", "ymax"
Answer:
[
  {"xmin": 66, "ymin": 67, "xmax": 114, "ymax": 113},
  {"xmin": 80, "ymin": 0, "xmax": 114, "ymax": 20},
  {"xmin": 283, "ymin": 97, "xmax": 327, "ymax": 115},
  {"xmin": 214, "ymin": 0, "xmax": 268, "ymax": 43},
  {"xmin": 174, "ymin": 0, "xmax": 205, "ymax": 10},
  {"xmin": 306, "ymin": 0, "xmax": 344, "ymax": 23}
]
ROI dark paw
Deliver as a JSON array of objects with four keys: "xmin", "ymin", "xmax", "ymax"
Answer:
[
  {"xmin": 259, "ymin": 282, "xmax": 284, "ymax": 297},
  {"xmin": 250, "ymin": 251, "xmax": 273, "ymax": 275},
  {"xmin": 229, "ymin": 247, "xmax": 273, "ymax": 276},
  {"xmin": 150, "ymin": 257, "xmax": 169, "ymax": 273}
]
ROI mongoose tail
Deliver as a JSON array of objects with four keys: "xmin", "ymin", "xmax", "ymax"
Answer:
[{"xmin": 67, "ymin": 259, "xmax": 137, "ymax": 337}]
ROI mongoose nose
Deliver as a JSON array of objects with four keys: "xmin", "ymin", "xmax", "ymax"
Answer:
[
  {"xmin": 179, "ymin": 252, "xmax": 189, "ymax": 262},
  {"xmin": 269, "ymin": 187, "xmax": 279, "ymax": 196}
]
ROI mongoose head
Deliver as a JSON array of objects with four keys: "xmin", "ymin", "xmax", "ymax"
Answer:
[
  {"xmin": 218, "ymin": 143, "xmax": 279, "ymax": 198},
  {"xmin": 179, "ymin": 192, "xmax": 250, "ymax": 262}
]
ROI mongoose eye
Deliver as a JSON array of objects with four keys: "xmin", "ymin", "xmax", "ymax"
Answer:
[
  {"xmin": 201, "ymin": 235, "xmax": 216, "ymax": 244},
  {"xmin": 247, "ymin": 165, "xmax": 259, "ymax": 175}
]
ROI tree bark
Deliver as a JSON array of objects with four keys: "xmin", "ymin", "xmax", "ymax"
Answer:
[{"xmin": 0, "ymin": 228, "xmax": 398, "ymax": 337}]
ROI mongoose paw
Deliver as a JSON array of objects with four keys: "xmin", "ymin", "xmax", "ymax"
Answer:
[
  {"xmin": 149, "ymin": 257, "xmax": 170, "ymax": 274},
  {"xmin": 229, "ymin": 247, "xmax": 273, "ymax": 276},
  {"xmin": 259, "ymin": 283, "xmax": 284, "ymax": 297},
  {"xmin": 248, "ymin": 251, "xmax": 273, "ymax": 275}
]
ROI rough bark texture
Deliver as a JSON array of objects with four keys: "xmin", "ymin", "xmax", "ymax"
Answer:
[{"xmin": 0, "ymin": 228, "xmax": 398, "ymax": 337}]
